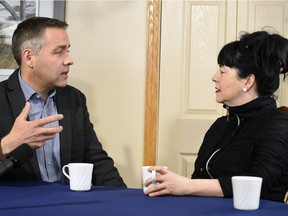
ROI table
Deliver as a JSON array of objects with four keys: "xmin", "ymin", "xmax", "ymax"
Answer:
[{"xmin": 0, "ymin": 181, "xmax": 287, "ymax": 216}]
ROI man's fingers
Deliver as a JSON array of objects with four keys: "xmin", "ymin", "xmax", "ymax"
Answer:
[
  {"xmin": 18, "ymin": 102, "xmax": 31, "ymax": 120},
  {"xmin": 26, "ymin": 126, "xmax": 63, "ymax": 146},
  {"xmin": 43, "ymin": 126, "xmax": 63, "ymax": 134},
  {"xmin": 33, "ymin": 114, "xmax": 64, "ymax": 126},
  {"xmin": 34, "ymin": 126, "xmax": 63, "ymax": 137},
  {"xmin": 34, "ymin": 127, "xmax": 63, "ymax": 140}
]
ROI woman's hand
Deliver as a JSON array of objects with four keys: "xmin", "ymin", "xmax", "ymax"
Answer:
[
  {"xmin": 144, "ymin": 166, "xmax": 194, "ymax": 196},
  {"xmin": 144, "ymin": 166, "xmax": 224, "ymax": 197}
]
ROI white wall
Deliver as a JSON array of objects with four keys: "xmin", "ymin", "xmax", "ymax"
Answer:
[{"xmin": 65, "ymin": 0, "xmax": 147, "ymax": 188}]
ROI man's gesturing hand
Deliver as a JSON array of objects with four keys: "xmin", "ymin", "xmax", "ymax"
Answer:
[{"xmin": 0, "ymin": 102, "xmax": 64, "ymax": 156}]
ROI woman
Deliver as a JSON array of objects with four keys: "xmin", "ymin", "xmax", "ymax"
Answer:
[{"xmin": 144, "ymin": 31, "xmax": 288, "ymax": 202}]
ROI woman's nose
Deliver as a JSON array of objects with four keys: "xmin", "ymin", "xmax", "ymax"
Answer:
[{"xmin": 211, "ymin": 71, "xmax": 218, "ymax": 82}]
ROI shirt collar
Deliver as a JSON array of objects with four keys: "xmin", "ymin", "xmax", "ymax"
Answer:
[{"xmin": 18, "ymin": 70, "xmax": 56, "ymax": 101}]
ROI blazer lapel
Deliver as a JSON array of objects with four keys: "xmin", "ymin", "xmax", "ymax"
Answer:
[
  {"xmin": 7, "ymin": 69, "xmax": 26, "ymax": 118},
  {"xmin": 56, "ymin": 88, "xmax": 72, "ymax": 170}
]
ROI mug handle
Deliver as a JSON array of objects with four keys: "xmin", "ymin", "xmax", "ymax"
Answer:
[
  {"xmin": 151, "ymin": 170, "xmax": 156, "ymax": 185},
  {"xmin": 62, "ymin": 165, "xmax": 70, "ymax": 180}
]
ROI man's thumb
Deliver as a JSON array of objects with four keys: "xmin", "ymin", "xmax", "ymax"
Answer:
[{"xmin": 18, "ymin": 102, "xmax": 30, "ymax": 119}]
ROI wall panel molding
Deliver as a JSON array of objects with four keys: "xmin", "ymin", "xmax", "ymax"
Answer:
[{"xmin": 143, "ymin": 0, "xmax": 161, "ymax": 165}]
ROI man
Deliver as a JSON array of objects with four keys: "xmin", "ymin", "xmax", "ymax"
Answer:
[{"xmin": 0, "ymin": 17, "xmax": 126, "ymax": 187}]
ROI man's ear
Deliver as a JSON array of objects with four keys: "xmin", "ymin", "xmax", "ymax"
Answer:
[{"xmin": 22, "ymin": 49, "xmax": 34, "ymax": 69}]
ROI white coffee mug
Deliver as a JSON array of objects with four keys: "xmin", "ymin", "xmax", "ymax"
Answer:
[
  {"xmin": 232, "ymin": 176, "xmax": 263, "ymax": 210},
  {"xmin": 142, "ymin": 166, "xmax": 168, "ymax": 193},
  {"xmin": 62, "ymin": 163, "xmax": 93, "ymax": 191},
  {"xmin": 142, "ymin": 166, "xmax": 156, "ymax": 192}
]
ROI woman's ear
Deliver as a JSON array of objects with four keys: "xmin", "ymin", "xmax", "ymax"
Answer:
[{"xmin": 244, "ymin": 74, "xmax": 256, "ymax": 91}]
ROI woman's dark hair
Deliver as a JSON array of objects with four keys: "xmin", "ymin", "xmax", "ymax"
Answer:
[{"xmin": 217, "ymin": 30, "xmax": 288, "ymax": 96}]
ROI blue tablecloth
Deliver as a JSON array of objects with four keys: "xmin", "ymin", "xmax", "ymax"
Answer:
[{"xmin": 0, "ymin": 181, "xmax": 287, "ymax": 216}]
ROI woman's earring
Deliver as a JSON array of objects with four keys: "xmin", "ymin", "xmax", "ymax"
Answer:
[{"xmin": 243, "ymin": 88, "xmax": 247, "ymax": 92}]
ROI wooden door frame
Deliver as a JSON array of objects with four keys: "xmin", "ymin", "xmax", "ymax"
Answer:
[{"xmin": 143, "ymin": 0, "xmax": 161, "ymax": 165}]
